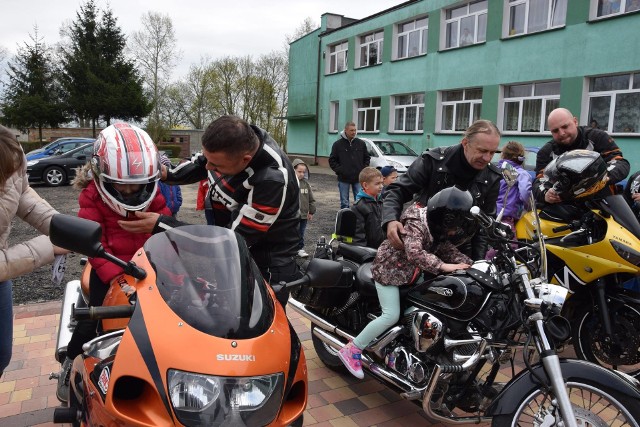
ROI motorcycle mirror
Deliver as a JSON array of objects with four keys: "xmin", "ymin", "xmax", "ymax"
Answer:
[
  {"xmin": 285, "ymin": 258, "xmax": 344, "ymax": 290},
  {"xmin": 497, "ymin": 162, "xmax": 519, "ymax": 222},
  {"xmin": 50, "ymin": 214, "xmax": 105, "ymax": 257}
]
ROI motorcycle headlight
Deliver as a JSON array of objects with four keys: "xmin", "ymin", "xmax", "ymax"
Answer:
[
  {"xmin": 610, "ymin": 240, "xmax": 640, "ymax": 267},
  {"xmin": 167, "ymin": 370, "xmax": 284, "ymax": 426}
]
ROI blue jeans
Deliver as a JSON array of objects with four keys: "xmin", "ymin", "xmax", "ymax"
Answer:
[
  {"xmin": 298, "ymin": 219, "xmax": 308, "ymax": 250},
  {"xmin": 0, "ymin": 280, "xmax": 13, "ymax": 377},
  {"xmin": 338, "ymin": 181, "xmax": 362, "ymax": 209}
]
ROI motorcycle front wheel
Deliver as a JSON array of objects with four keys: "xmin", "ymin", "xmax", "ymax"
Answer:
[
  {"xmin": 310, "ymin": 325, "xmax": 347, "ymax": 374},
  {"xmin": 492, "ymin": 381, "xmax": 640, "ymax": 426},
  {"xmin": 573, "ymin": 303, "xmax": 640, "ymax": 378}
]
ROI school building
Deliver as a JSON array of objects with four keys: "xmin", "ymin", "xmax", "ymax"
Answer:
[{"xmin": 286, "ymin": 0, "xmax": 640, "ymax": 171}]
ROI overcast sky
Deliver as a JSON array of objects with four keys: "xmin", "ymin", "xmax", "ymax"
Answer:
[{"xmin": 0, "ymin": 0, "xmax": 402, "ymax": 79}]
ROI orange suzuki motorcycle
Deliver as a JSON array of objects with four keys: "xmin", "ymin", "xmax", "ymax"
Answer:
[{"xmin": 49, "ymin": 214, "xmax": 334, "ymax": 427}]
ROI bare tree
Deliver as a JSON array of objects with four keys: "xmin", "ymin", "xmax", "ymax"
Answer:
[
  {"xmin": 168, "ymin": 58, "xmax": 219, "ymax": 129},
  {"xmin": 130, "ymin": 11, "xmax": 180, "ymax": 125},
  {"xmin": 212, "ymin": 57, "xmax": 241, "ymax": 116}
]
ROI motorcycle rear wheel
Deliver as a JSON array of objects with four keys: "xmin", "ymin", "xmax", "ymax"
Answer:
[
  {"xmin": 491, "ymin": 381, "xmax": 640, "ymax": 426},
  {"xmin": 572, "ymin": 303, "xmax": 640, "ymax": 378},
  {"xmin": 310, "ymin": 325, "xmax": 347, "ymax": 374}
]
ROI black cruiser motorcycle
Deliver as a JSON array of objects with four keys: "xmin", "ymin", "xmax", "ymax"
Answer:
[{"xmin": 286, "ymin": 198, "xmax": 640, "ymax": 426}]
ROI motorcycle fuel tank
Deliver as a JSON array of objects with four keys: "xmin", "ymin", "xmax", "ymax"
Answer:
[{"xmin": 407, "ymin": 271, "xmax": 490, "ymax": 321}]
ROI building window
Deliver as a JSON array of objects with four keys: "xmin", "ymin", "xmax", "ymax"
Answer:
[
  {"xmin": 396, "ymin": 17, "xmax": 428, "ymax": 59},
  {"xmin": 328, "ymin": 41, "xmax": 348, "ymax": 74},
  {"xmin": 440, "ymin": 88, "xmax": 483, "ymax": 132},
  {"xmin": 594, "ymin": 0, "xmax": 640, "ymax": 18},
  {"xmin": 358, "ymin": 31, "xmax": 383, "ymax": 67},
  {"xmin": 356, "ymin": 98, "xmax": 381, "ymax": 132},
  {"xmin": 444, "ymin": 1, "xmax": 488, "ymax": 48},
  {"xmin": 392, "ymin": 93, "xmax": 424, "ymax": 132},
  {"xmin": 507, "ymin": 0, "xmax": 567, "ymax": 36},
  {"xmin": 588, "ymin": 72, "xmax": 640, "ymax": 134},
  {"xmin": 329, "ymin": 101, "xmax": 340, "ymax": 132},
  {"xmin": 503, "ymin": 81, "xmax": 560, "ymax": 133}
]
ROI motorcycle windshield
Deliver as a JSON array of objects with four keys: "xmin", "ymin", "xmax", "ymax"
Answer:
[
  {"xmin": 143, "ymin": 225, "xmax": 274, "ymax": 339},
  {"xmin": 598, "ymin": 195, "xmax": 640, "ymax": 240}
]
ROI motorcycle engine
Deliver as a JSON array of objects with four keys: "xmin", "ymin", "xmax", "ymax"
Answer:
[{"xmin": 407, "ymin": 310, "xmax": 444, "ymax": 353}]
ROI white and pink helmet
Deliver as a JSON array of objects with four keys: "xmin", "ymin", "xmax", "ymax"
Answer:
[{"xmin": 91, "ymin": 123, "xmax": 161, "ymax": 217}]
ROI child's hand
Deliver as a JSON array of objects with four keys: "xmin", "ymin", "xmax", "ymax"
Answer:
[
  {"xmin": 440, "ymin": 263, "xmax": 471, "ymax": 273},
  {"xmin": 307, "ymin": 213, "xmax": 313, "ymax": 220}
]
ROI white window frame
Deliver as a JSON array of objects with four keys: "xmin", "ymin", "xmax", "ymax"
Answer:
[
  {"xmin": 358, "ymin": 30, "xmax": 384, "ymax": 68},
  {"xmin": 501, "ymin": 81, "xmax": 560, "ymax": 134},
  {"xmin": 391, "ymin": 93, "xmax": 425, "ymax": 133},
  {"xmin": 442, "ymin": 1, "xmax": 488, "ymax": 49},
  {"xmin": 394, "ymin": 17, "xmax": 428, "ymax": 60},
  {"xmin": 504, "ymin": 0, "xmax": 567, "ymax": 37},
  {"xmin": 589, "ymin": 0, "xmax": 640, "ymax": 19},
  {"xmin": 329, "ymin": 101, "xmax": 340, "ymax": 132},
  {"xmin": 439, "ymin": 88, "xmax": 483, "ymax": 133},
  {"xmin": 587, "ymin": 72, "xmax": 640, "ymax": 135},
  {"xmin": 327, "ymin": 41, "xmax": 348, "ymax": 75},
  {"xmin": 355, "ymin": 98, "xmax": 381, "ymax": 133}
]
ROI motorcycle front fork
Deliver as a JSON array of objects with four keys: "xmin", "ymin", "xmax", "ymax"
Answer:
[{"xmin": 594, "ymin": 278, "xmax": 616, "ymax": 340}]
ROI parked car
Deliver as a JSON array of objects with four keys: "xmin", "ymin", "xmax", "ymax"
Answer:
[
  {"xmin": 26, "ymin": 143, "xmax": 93, "ymax": 186},
  {"xmin": 25, "ymin": 137, "xmax": 95, "ymax": 161},
  {"xmin": 360, "ymin": 138, "xmax": 419, "ymax": 173}
]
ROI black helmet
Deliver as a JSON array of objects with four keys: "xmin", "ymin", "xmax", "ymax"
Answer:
[
  {"xmin": 543, "ymin": 149, "xmax": 608, "ymax": 201},
  {"xmin": 427, "ymin": 187, "xmax": 477, "ymax": 246}
]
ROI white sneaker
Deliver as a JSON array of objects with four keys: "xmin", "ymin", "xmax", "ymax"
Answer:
[{"xmin": 297, "ymin": 249, "xmax": 309, "ymax": 258}]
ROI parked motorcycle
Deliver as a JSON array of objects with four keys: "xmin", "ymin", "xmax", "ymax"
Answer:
[
  {"xmin": 515, "ymin": 193, "xmax": 640, "ymax": 377},
  {"xmin": 49, "ymin": 214, "xmax": 312, "ymax": 427},
  {"xmin": 288, "ymin": 205, "xmax": 640, "ymax": 425}
]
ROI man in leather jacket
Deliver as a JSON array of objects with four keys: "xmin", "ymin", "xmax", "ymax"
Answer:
[
  {"xmin": 120, "ymin": 115, "xmax": 301, "ymax": 306},
  {"xmin": 329, "ymin": 122, "xmax": 371, "ymax": 209},
  {"xmin": 533, "ymin": 108, "xmax": 629, "ymax": 204},
  {"xmin": 382, "ymin": 119, "xmax": 502, "ymax": 260}
]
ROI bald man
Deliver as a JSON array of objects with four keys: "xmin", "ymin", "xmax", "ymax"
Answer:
[{"xmin": 533, "ymin": 108, "xmax": 629, "ymax": 204}]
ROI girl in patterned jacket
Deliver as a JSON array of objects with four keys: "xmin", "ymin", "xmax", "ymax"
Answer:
[{"xmin": 338, "ymin": 186, "xmax": 476, "ymax": 379}]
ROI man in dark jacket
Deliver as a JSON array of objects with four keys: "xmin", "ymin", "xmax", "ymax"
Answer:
[
  {"xmin": 382, "ymin": 119, "xmax": 502, "ymax": 260},
  {"xmin": 120, "ymin": 115, "xmax": 301, "ymax": 306},
  {"xmin": 533, "ymin": 108, "xmax": 629, "ymax": 204},
  {"xmin": 329, "ymin": 121, "xmax": 371, "ymax": 209}
]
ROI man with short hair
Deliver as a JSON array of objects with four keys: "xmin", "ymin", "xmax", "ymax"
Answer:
[
  {"xmin": 120, "ymin": 115, "xmax": 301, "ymax": 306},
  {"xmin": 534, "ymin": 108, "xmax": 629, "ymax": 204},
  {"xmin": 329, "ymin": 122, "xmax": 371, "ymax": 209},
  {"xmin": 382, "ymin": 119, "xmax": 502, "ymax": 260}
]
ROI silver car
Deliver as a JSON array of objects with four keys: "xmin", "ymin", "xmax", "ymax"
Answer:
[{"xmin": 361, "ymin": 138, "xmax": 419, "ymax": 173}]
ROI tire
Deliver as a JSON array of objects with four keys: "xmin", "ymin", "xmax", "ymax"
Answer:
[
  {"xmin": 310, "ymin": 325, "xmax": 347, "ymax": 373},
  {"xmin": 44, "ymin": 166, "xmax": 67, "ymax": 186},
  {"xmin": 492, "ymin": 381, "xmax": 640, "ymax": 426},
  {"xmin": 572, "ymin": 303, "xmax": 640, "ymax": 378}
]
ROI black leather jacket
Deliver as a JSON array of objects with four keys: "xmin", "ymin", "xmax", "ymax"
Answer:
[
  {"xmin": 382, "ymin": 144, "xmax": 502, "ymax": 260},
  {"xmin": 157, "ymin": 126, "xmax": 300, "ymax": 268}
]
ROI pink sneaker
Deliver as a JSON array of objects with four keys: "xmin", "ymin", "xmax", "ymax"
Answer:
[{"xmin": 338, "ymin": 341, "xmax": 364, "ymax": 379}]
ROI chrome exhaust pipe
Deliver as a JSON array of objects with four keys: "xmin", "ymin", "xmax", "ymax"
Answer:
[
  {"xmin": 311, "ymin": 327, "xmax": 425, "ymax": 399},
  {"xmin": 288, "ymin": 297, "xmax": 354, "ymax": 342},
  {"xmin": 55, "ymin": 280, "xmax": 83, "ymax": 363}
]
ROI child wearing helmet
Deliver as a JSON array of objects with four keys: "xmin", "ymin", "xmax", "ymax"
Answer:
[
  {"xmin": 338, "ymin": 186, "xmax": 476, "ymax": 379},
  {"xmin": 57, "ymin": 123, "xmax": 171, "ymax": 403}
]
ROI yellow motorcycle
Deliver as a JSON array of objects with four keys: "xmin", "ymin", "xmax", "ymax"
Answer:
[{"xmin": 516, "ymin": 194, "xmax": 640, "ymax": 377}]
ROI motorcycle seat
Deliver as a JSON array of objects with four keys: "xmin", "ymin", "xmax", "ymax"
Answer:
[
  {"xmin": 338, "ymin": 244, "xmax": 378, "ymax": 264},
  {"xmin": 355, "ymin": 263, "xmax": 377, "ymax": 296}
]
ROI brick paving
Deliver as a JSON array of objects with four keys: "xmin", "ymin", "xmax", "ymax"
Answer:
[{"xmin": 0, "ymin": 301, "xmax": 475, "ymax": 427}]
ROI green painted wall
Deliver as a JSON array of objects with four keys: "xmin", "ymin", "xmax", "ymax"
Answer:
[
  {"xmin": 287, "ymin": 0, "xmax": 640, "ymax": 172},
  {"xmin": 288, "ymin": 28, "xmax": 321, "ymax": 118}
]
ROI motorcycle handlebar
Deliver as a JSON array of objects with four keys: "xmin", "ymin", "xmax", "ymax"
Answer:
[
  {"xmin": 73, "ymin": 304, "xmax": 135, "ymax": 320},
  {"xmin": 552, "ymin": 224, "xmax": 573, "ymax": 233}
]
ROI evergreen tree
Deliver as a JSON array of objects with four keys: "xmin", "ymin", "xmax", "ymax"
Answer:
[
  {"xmin": 60, "ymin": 0, "xmax": 150, "ymax": 135},
  {"xmin": 1, "ymin": 29, "xmax": 67, "ymax": 141}
]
